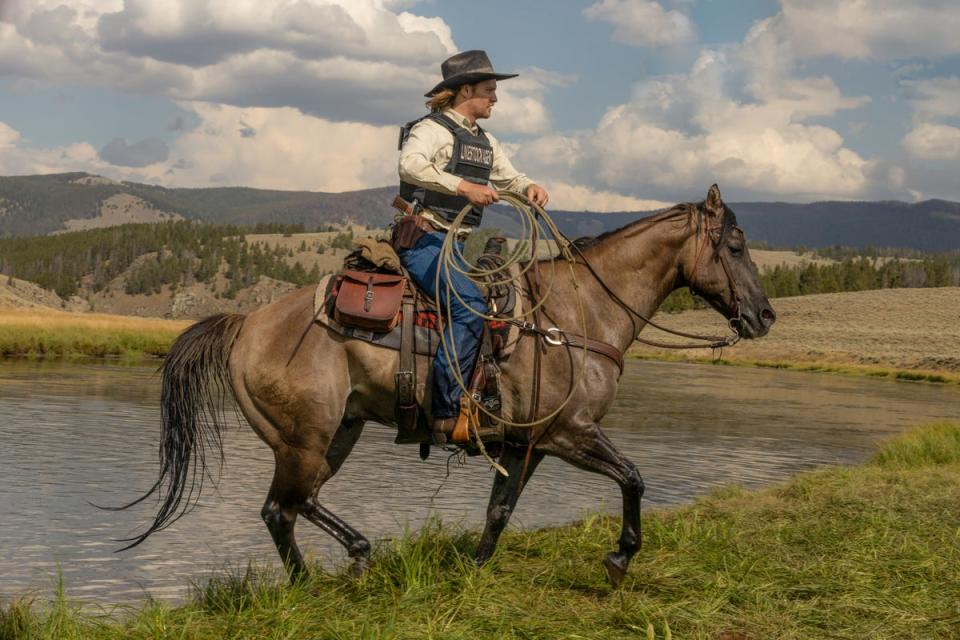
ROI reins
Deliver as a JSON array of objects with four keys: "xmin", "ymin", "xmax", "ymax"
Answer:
[
  {"xmin": 431, "ymin": 192, "xmax": 744, "ymax": 475},
  {"xmin": 567, "ymin": 204, "xmax": 741, "ymax": 351}
]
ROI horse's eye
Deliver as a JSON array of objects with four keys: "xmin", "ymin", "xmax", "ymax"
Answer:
[{"xmin": 729, "ymin": 245, "xmax": 744, "ymax": 257}]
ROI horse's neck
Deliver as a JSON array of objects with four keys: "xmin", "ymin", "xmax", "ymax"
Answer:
[{"xmin": 572, "ymin": 216, "xmax": 693, "ymax": 352}]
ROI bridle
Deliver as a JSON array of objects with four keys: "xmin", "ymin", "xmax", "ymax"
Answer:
[
  {"xmin": 568, "ymin": 203, "xmax": 742, "ymax": 350},
  {"xmin": 687, "ymin": 209, "xmax": 744, "ymax": 339}
]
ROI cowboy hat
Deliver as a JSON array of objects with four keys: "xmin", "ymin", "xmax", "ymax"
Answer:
[{"xmin": 425, "ymin": 49, "xmax": 518, "ymax": 97}]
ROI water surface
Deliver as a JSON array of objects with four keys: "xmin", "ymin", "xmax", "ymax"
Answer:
[{"xmin": 1, "ymin": 359, "xmax": 958, "ymax": 604}]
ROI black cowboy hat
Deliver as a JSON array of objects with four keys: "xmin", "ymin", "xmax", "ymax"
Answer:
[{"xmin": 425, "ymin": 49, "xmax": 518, "ymax": 97}]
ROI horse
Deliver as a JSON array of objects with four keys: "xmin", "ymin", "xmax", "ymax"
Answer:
[{"xmin": 125, "ymin": 184, "xmax": 775, "ymax": 588}]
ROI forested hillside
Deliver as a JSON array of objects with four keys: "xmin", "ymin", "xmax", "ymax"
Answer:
[
  {"xmin": 0, "ymin": 173, "xmax": 395, "ymax": 236},
  {"xmin": 2, "ymin": 173, "xmax": 960, "ymax": 251},
  {"xmin": 0, "ymin": 221, "xmax": 336, "ymax": 300},
  {"xmin": 1, "ymin": 216, "xmax": 957, "ymax": 319}
]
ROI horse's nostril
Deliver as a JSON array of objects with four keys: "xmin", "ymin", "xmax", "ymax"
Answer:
[{"xmin": 760, "ymin": 307, "xmax": 776, "ymax": 323}]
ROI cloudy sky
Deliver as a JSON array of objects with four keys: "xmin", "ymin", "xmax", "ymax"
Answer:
[{"xmin": 1, "ymin": 0, "xmax": 959, "ymax": 210}]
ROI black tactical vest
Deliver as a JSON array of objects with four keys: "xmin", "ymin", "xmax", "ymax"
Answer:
[{"xmin": 398, "ymin": 112, "xmax": 494, "ymax": 227}]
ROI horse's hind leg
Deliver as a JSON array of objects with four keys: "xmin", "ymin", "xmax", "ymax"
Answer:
[
  {"xmin": 476, "ymin": 444, "xmax": 544, "ymax": 565},
  {"xmin": 544, "ymin": 423, "xmax": 644, "ymax": 588},
  {"xmin": 261, "ymin": 446, "xmax": 326, "ymax": 582},
  {"xmin": 298, "ymin": 417, "xmax": 372, "ymax": 576},
  {"xmin": 262, "ymin": 417, "xmax": 369, "ymax": 582}
]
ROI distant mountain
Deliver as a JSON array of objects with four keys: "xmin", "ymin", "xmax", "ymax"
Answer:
[
  {"xmin": 2, "ymin": 172, "xmax": 959, "ymax": 251},
  {"xmin": 0, "ymin": 172, "xmax": 397, "ymax": 236},
  {"xmin": 492, "ymin": 201, "xmax": 960, "ymax": 252}
]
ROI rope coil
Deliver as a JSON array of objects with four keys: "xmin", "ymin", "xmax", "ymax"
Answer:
[
  {"xmin": 433, "ymin": 191, "xmax": 590, "ymax": 435},
  {"xmin": 428, "ymin": 192, "xmax": 742, "ymax": 471}
]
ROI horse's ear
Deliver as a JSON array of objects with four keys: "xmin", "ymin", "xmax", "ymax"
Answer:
[{"xmin": 704, "ymin": 184, "xmax": 724, "ymax": 218}]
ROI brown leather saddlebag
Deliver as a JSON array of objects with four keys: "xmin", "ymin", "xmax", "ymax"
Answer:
[{"xmin": 334, "ymin": 270, "xmax": 406, "ymax": 332}]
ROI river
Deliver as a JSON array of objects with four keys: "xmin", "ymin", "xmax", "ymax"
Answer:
[{"xmin": 1, "ymin": 359, "xmax": 958, "ymax": 604}]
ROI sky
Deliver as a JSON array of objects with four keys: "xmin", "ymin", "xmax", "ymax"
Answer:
[{"xmin": 1, "ymin": 0, "xmax": 959, "ymax": 210}]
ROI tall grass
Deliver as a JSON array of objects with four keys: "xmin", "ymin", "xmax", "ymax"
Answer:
[
  {"xmin": 0, "ymin": 309, "xmax": 188, "ymax": 359},
  {"xmin": 3, "ymin": 423, "xmax": 960, "ymax": 639}
]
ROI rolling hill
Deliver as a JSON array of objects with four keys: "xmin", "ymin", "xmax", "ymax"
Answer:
[{"xmin": 1, "ymin": 172, "xmax": 959, "ymax": 251}]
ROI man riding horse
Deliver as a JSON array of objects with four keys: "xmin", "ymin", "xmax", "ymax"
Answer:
[{"xmin": 397, "ymin": 50, "xmax": 550, "ymax": 446}]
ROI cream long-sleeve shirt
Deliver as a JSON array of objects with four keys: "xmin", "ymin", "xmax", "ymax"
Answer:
[{"xmin": 398, "ymin": 108, "xmax": 535, "ymax": 199}]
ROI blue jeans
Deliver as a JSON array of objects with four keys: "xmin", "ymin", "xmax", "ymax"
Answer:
[{"xmin": 398, "ymin": 231, "xmax": 487, "ymax": 419}]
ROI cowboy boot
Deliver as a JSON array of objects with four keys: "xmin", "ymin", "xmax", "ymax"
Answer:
[
  {"xmin": 432, "ymin": 399, "xmax": 474, "ymax": 446},
  {"xmin": 431, "ymin": 417, "xmax": 456, "ymax": 446}
]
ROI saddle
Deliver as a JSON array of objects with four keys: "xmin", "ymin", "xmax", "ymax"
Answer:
[{"xmin": 315, "ymin": 237, "xmax": 519, "ymax": 452}]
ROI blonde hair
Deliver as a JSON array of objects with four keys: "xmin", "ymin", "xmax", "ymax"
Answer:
[{"xmin": 425, "ymin": 87, "xmax": 458, "ymax": 113}]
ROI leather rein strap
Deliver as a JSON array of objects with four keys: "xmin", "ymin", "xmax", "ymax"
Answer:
[
  {"xmin": 567, "ymin": 205, "xmax": 742, "ymax": 350},
  {"xmin": 513, "ymin": 204, "xmax": 742, "ymax": 391}
]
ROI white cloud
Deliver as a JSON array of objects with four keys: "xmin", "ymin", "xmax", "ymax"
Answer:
[
  {"xmin": 901, "ymin": 76, "xmax": 960, "ymax": 120},
  {"xmin": 583, "ymin": 0, "xmax": 695, "ymax": 48},
  {"xmin": 0, "ymin": 124, "xmax": 105, "ymax": 177},
  {"xmin": 0, "ymin": 104, "xmax": 397, "ymax": 190},
  {"xmin": 0, "ymin": 0, "xmax": 509, "ymax": 126},
  {"xmin": 0, "ymin": 0, "xmax": 560, "ymax": 129},
  {"xmin": 544, "ymin": 181, "xmax": 671, "ymax": 212},
  {"xmin": 780, "ymin": 0, "xmax": 960, "ymax": 60},
  {"xmin": 487, "ymin": 68, "xmax": 576, "ymax": 135},
  {"xmin": 164, "ymin": 103, "xmax": 397, "ymax": 190},
  {"xmin": 903, "ymin": 123, "xmax": 960, "ymax": 161},
  {"xmin": 0, "ymin": 121, "xmax": 22, "ymax": 147},
  {"xmin": 898, "ymin": 74, "xmax": 960, "ymax": 196},
  {"xmin": 516, "ymin": 20, "xmax": 873, "ymax": 202}
]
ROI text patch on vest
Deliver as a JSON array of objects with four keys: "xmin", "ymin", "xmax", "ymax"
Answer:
[{"xmin": 459, "ymin": 144, "xmax": 493, "ymax": 167}]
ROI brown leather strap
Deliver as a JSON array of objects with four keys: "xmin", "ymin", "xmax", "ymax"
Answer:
[
  {"xmin": 513, "ymin": 322, "xmax": 624, "ymax": 376},
  {"xmin": 399, "ymin": 295, "xmax": 415, "ymax": 385},
  {"xmin": 394, "ymin": 294, "xmax": 418, "ymax": 431},
  {"xmin": 561, "ymin": 333, "xmax": 624, "ymax": 375},
  {"xmin": 524, "ymin": 266, "xmax": 544, "ymax": 424}
]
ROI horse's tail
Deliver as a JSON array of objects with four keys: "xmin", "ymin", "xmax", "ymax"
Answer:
[{"xmin": 117, "ymin": 313, "xmax": 245, "ymax": 550}]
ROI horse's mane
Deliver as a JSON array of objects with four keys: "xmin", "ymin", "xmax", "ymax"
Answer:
[{"xmin": 571, "ymin": 200, "xmax": 739, "ymax": 250}]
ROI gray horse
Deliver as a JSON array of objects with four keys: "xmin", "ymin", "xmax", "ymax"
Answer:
[{"xmin": 124, "ymin": 184, "xmax": 775, "ymax": 587}]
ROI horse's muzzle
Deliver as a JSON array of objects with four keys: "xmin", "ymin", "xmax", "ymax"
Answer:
[{"xmin": 733, "ymin": 305, "xmax": 776, "ymax": 339}]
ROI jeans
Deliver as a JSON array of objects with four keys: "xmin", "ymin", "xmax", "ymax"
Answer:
[{"xmin": 398, "ymin": 231, "xmax": 487, "ymax": 419}]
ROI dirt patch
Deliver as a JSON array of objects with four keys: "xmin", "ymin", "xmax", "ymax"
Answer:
[
  {"xmin": 69, "ymin": 175, "xmax": 120, "ymax": 186},
  {"xmin": 58, "ymin": 193, "xmax": 183, "ymax": 233},
  {"xmin": 0, "ymin": 276, "xmax": 88, "ymax": 311},
  {"xmin": 749, "ymin": 249, "xmax": 834, "ymax": 271},
  {"xmin": 629, "ymin": 287, "xmax": 960, "ymax": 374}
]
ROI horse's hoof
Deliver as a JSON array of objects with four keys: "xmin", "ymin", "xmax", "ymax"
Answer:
[
  {"xmin": 348, "ymin": 557, "xmax": 370, "ymax": 579},
  {"xmin": 602, "ymin": 552, "xmax": 627, "ymax": 588}
]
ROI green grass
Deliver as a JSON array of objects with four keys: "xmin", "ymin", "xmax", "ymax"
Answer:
[
  {"xmin": 4, "ymin": 423, "xmax": 960, "ymax": 639},
  {"xmin": 0, "ymin": 325, "xmax": 177, "ymax": 360},
  {"xmin": 0, "ymin": 311, "xmax": 186, "ymax": 360}
]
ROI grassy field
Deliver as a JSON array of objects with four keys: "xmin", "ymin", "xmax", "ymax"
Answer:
[
  {"xmin": 3, "ymin": 286, "xmax": 960, "ymax": 381},
  {"xmin": 630, "ymin": 287, "xmax": 960, "ymax": 384},
  {"xmin": 2, "ymin": 422, "xmax": 959, "ymax": 639},
  {"xmin": 0, "ymin": 308, "xmax": 189, "ymax": 359}
]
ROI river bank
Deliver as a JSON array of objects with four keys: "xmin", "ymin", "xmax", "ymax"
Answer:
[
  {"xmin": 2, "ymin": 422, "xmax": 958, "ymax": 639},
  {"xmin": 3, "ymin": 288, "xmax": 960, "ymax": 386}
]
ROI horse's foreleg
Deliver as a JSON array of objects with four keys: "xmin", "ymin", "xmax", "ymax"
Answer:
[
  {"xmin": 548, "ymin": 424, "xmax": 644, "ymax": 588},
  {"xmin": 299, "ymin": 417, "xmax": 371, "ymax": 576},
  {"xmin": 475, "ymin": 444, "xmax": 544, "ymax": 565}
]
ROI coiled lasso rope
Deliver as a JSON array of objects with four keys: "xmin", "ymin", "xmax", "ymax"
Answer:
[{"xmin": 432, "ymin": 191, "xmax": 591, "ymax": 473}]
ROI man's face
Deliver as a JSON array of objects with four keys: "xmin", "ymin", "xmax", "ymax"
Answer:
[{"xmin": 458, "ymin": 80, "xmax": 498, "ymax": 120}]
